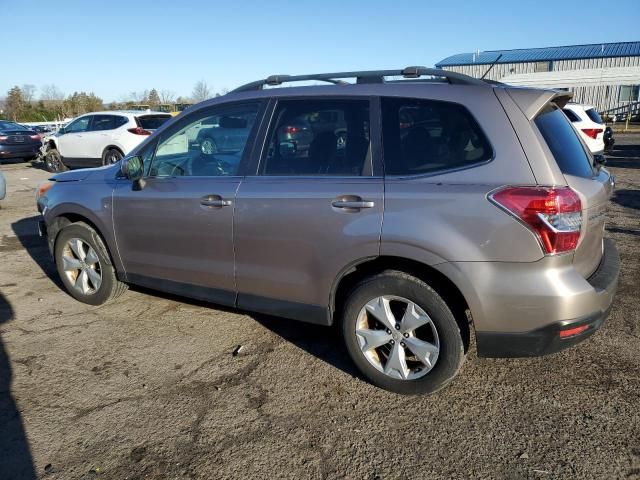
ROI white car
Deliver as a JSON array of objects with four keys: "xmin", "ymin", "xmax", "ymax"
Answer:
[
  {"xmin": 561, "ymin": 104, "xmax": 605, "ymax": 154},
  {"xmin": 42, "ymin": 111, "xmax": 172, "ymax": 172}
]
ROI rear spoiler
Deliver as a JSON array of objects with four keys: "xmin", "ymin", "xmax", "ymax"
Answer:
[{"xmin": 505, "ymin": 87, "xmax": 573, "ymax": 120}]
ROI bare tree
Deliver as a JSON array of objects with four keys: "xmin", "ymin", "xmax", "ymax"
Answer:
[
  {"xmin": 40, "ymin": 84, "xmax": 64, "ymax": 101},
  {"xmin": 129, "ymin": 90, "xmax": 149, "ymax": 103},
  {"xmin": 160, "ymin": 89, "xmax": 176, "ymax": 104},
  {"xmin": 21, "ymin": 84, "xmax": 37, "ymax": 103},
  {"xmin": 192, "ymin": 80, "xmax": 211, "ymax": 102}
]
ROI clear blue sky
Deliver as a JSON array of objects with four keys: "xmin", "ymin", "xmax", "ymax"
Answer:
[{"xmin": 2, "ymin": 0, "xmax": 639, "ymax": 102}]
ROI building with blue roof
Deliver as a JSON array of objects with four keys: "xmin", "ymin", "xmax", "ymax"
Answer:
[{"xmin": 436, "ymin": 41, "xmax": 640, "ymax": 115}]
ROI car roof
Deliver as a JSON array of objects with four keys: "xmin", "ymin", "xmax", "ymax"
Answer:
[{"xmin": 76, "ymin": 110, "xmax": 171, "ymax": 117}]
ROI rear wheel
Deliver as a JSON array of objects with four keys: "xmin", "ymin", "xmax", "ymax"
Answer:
[
  {"xmin": 54, "ymin": 222, "xmax": 128, "ymax": 305},
  {"xmin": 45, "ymin": 149, "xmax": 66, "ymax": 173},
  {"xmin": 341, "ymin": 271, "xmax": 465, "ymax": 394},
  {"xmin": 102, "ymin": 148, "xmax": 123, "ymax": 165}
]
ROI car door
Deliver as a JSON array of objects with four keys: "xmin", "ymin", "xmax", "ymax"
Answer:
[
  {"xmin": 234, "ymin": 98, "xmax": 384, "ymax": 324},
  {"xmin": 112, "ymin": 101, "xmax": 265, "ymax": 305},
  {"xmin": 57, "ymin": 115, "xmax": 93, "ymax": 166},
  {"xmin": 83, "ymin": 114, "xmax": 121, "ymax": 165}
]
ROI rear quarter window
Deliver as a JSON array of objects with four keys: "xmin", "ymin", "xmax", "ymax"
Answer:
[
  {"xmin": 381, "ymin": 97, "xmax": 492, "ymax": 176},
  {"xmin": 535, "ymin": 106, "xmax": 595, "ymax": 178}
]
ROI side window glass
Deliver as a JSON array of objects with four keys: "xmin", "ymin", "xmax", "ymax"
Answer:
[
  {"xmin": 66, "ymin": 116, "xmax": 91, "ymax": 133},
  {"xmin": 381, "ymin": 98, "xmax": 492, "ymax": 176},
  {"xmin": 91, "ymin": 115, "xmax": 116, "ymax": 131},
  {"xmin": 149, "ymin": 103, "xmax": 259, "ymax": 177},
  {"xmin": 262, "ymin": 100, "xmax": 370, "ymax": 176}
]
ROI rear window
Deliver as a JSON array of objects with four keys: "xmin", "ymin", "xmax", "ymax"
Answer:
[
  {"xmin": 0, "ymin": 121, "xmax": 28, "ymax": 131},
  {"xmin": 136, "ymin": 115, "xmax": 171, "ymax": 130},
  {"xmin": 585, "ymin": 108, "xmax": 604, "ymax": 125},
  {"xmin": 535, "ymin": 106, "xmax": 595, "ymax": 178}
]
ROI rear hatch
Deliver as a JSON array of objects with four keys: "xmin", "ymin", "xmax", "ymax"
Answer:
[
  {"xmin": 534, "ymin": 105, "xmax": 613, "ymax": 277},
  {"xmin": 135, "ymin": 114, "xmax": 171, "ymax": 132}
]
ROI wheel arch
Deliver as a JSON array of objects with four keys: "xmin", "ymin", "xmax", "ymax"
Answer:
[
  {"xmin": 101, "ymin": 145, "xmax": 125, "ymax": 159},
  {"xmin": 46, "ymin": 205, "xmax": 123, "ymax": 277},
  {"xmin": 330, "ymin": 256, "xmax": 472, "ymax": 353}
]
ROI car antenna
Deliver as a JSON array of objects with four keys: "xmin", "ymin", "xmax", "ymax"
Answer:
[{"xmin": 480, "ymin": 54, "xmax": 503, "ymax": 80}]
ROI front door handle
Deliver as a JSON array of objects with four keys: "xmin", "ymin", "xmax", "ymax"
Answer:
[
  {"xmin": 332, "ymin": 195, "xmax": 375, "ymax": 212},
  {"xmin": 200, "ymin": 194, "xmax": 232, "ymax": 208}
]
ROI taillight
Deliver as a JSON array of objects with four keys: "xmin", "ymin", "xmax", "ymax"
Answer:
[
  {"xmin": 30, "ymin": 134, "xmax": 41, "ymax": 140},
  {"xmin": 128, "ymin": 127, "xmax": 151, "ymax": 135},
  {"xmin": 283, "ymin": 126, "xmax": 299, "ymax": 134},
  {"xmin": 489, "ymin": 186, "xmax": 582, "ymax": 255},
  {"xmin": 581, "ymin": 128, "xmax": 603, "ymax": 139},
  {"xmin": 0, "ymin": 135, "xmax": 7, "ymax": 142}
]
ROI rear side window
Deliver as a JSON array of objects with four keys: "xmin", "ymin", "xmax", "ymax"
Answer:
[
  {"xmin": 535, "ymin": 106, "xmax": 595, "ymax": 178},
  {"xmin": 585, "ymin": 108, "xmax": 604, "ymax": 125},
  {"xmin": 137, "ymin": 115, "xmax": 171, "ymax": 130},
  {"xmin": 262, "ymin": 99, "xmax": 370, "ymax": 176},
  {"xmin": 381, "ymin": 98, "xmax": 492, "ymax": 176},
  {"xmin": 562, "ymin": 109, "xmax": 580, "ymax": 122},
  {"xmin": 91, "ymin": 115, "xmax": 127, "ymax": 131}
]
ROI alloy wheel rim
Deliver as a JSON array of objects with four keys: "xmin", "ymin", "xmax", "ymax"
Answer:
[
  {"xmin": 61, "ymin": 238, "xmax": 102, "ymax": 295},
  {"xmin": 48, "ymin": 152, "xmax": 61, "ymax": 170},
  {"xmin": 107, "ymin": 151, "xmax": 122, "ymax": 164},
  {"xmin": 201, "ymin": 139, "xmax": 217, "ymax": 155},
  {"xmin": 355, "ymin": 295, "xmax": 440, "ymax": 380}
]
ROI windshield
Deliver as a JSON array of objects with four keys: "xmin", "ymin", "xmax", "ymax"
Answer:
[
  {"xmin": 585, "ymin": 108, "xmax": 604, "ymax": 125},
  {"xmin": 0, "ymin": 121, "xmax": 28, "ymax": 131},
  {"xmin": 535, "ymin": 105, "xmax": 595, "ymax": 178}
]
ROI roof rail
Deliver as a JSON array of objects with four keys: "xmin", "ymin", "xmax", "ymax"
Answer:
[{"xmin": 231, "ymin": 66, "xmax": 486, "ymax": 93}]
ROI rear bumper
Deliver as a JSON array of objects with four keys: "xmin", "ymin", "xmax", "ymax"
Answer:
[
  {"xmin": 475, "ymin": 238, "xmax": 620, "ymax": 357},
  {"xmin": 0, "ymin": 143, "xmax": 41, "ymax": 159}
]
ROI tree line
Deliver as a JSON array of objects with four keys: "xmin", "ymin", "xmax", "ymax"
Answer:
[{"xmin": 0, "ymin": 80, "xmax": 227, "ymax": 122}]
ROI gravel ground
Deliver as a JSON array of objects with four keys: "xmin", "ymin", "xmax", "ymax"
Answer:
[{"xmin": 0, "ymin": 135, "xmax": 638, "ymax": 480}]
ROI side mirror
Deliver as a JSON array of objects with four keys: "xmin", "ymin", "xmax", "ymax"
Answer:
[{"xmin": 121, "ymin": 155, "xmax": 144, "ymax": 181}]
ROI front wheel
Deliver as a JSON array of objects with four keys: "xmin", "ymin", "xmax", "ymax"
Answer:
[
  {"xmin": 341, "ymin": 271, "xmax": 466, "ymax": 395},
  {"xmin": 45, "ymin": 149, "xmax": 66, "ymax": 173},
  {"xmin": 54, "ymin": 222, "xmax": 128, "ymax": 305}
]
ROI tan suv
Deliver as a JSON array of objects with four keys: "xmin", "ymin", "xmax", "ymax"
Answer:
[{"xmin": 36, "ymin": 68, "xmax": 620, "ymax": 394}]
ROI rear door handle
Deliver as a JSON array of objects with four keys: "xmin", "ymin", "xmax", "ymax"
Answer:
[
  {"xmin": 332, "ymin": 195, "xmax": 375, "ymax": 211},
  {"xmin": 200, "ymin": 194, "xmax": 232, "ymax": 208}
]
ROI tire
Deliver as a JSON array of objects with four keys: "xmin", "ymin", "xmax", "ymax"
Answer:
[
  {"xmin": 341, "ymin": 271, "xmax": 465, "ymax": 395},
  {"xmin": 45, "ymin": 149, "xmax": 66, "ymax": 173},
  {"xmin": 54, "ymin": 222, "xmax": 128, "ymax": 305},
  {"xmin": 102, "ymin": 148, "xmax": 123, "ymax": 166}
]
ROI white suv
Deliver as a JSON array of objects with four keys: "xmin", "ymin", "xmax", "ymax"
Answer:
[
  {"xmin": 42, "ymin": 111, "xmax": 172, "ymax": 172},
  {"xmin": 562, "ymin": 104, "xmax": 605, "ymax": 154}
]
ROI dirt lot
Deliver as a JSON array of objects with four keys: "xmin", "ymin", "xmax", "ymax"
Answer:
[{"xmin": 1, "ymin": 136, "xmax": 639, "ymax": 480}]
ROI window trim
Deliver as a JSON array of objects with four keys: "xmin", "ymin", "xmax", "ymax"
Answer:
[
  {"xmin": 143, "ymin": 99, "xmax": 267, "ymax": 179},
  {"xmin": 379, "ymin": 96, "xmax": 495, "ymax": 180},
  {"xmin": 251, "ymin": 95, "xmax": 380, "ymax": 178}
]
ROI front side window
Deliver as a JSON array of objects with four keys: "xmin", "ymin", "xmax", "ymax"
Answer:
[
  {"xmin": 148, "ymin": 103, "xmax": 259, "ymax": 177},
  {"xmin": 381, "ymin": 98, "xmax": 492, "ymax": 176},
  {"xmin": 262, "ymin": 99, "xmax": 370, "ymax": 176},
  {"xmin": 65, "ymin": 116, "xmax": 91, "ymax": 133}
]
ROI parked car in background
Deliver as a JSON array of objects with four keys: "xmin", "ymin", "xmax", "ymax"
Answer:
[
  {"xmin": 41, "ymin": 111, "xmax": 172, "ymax": 172},
  {"xmin": 562, "ymin": 104, "xmax": 605, "ymax": 154},
  {"xmin": 0, "ymin": 121, "xmax": 42, "ymax": 162},
  {"xmin": 36, "ymin": 67, "xmax": 619, "ymax": 394}
]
